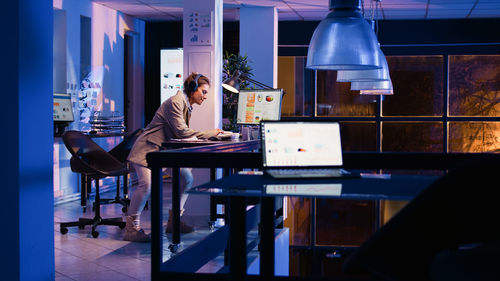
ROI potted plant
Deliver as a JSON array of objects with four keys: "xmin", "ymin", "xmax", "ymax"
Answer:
[{"xmin": 222, "ymin": 52, "xmax": 253, "ymax": 132}]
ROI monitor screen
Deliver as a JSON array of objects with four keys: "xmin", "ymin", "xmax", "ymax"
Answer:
[
  {"xmin": 53, "ymin": 93, "xmax": 74, "ymax": 122},
  {"xmin": 236, "ymin": 89, "xmax": 283, "ymax": 125},
  {"xmin": 261, "ymin": 121, "xmax": 343, "ymax": 167}
]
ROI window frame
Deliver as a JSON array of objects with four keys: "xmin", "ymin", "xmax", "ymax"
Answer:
[{"xmin": 280, "ymin": 43, "xmax": 500, "ymax": 153}]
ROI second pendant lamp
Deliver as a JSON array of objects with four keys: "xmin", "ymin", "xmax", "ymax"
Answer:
[{"xmin": 306, "ymin": 0, "xmax": 382, "ymax": 70}]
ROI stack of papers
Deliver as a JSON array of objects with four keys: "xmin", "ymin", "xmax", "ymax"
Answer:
[{"xmin": 89, "ymin": 112, "xmax": 125, "ymax": 133}]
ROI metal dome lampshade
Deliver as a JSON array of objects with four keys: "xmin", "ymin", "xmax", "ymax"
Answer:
[
  {"xmin": 336, "ymin": 49, "xmax": 390, "ymax": 82},
  {"xmin": 306, "ymin": 0, "xmax": 383, "ymax": 70}
]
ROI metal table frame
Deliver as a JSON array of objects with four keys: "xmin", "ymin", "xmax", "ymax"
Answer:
[{"xmin": 147, "ymin": 146, "xmax": 498, "ymax": 280}]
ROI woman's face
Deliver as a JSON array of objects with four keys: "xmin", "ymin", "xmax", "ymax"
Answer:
[{"xmin": 189, "ymin": 83, "xmax": 210, "ymax": 105}]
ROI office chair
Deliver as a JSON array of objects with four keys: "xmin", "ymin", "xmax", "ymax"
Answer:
[
  {"xmin": 94, "ymin": 128, "xmax": 144, "ymax": 213},
  {"xmin": 59, "ymin": 130, "xmax": 127, "ymax": 238}
]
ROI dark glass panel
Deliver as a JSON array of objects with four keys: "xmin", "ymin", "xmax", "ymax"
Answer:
[
  {"xmin": 317, "ymin": 71, "xmax": 377, "ymax": 117},
  {"xmin": 315, "ymin": 199, "xmax": 376, "ymax": 246},
  {"xmin": 382, "ymin": 122, "xmax": 443, "ymax": 152},
  {"xmin": 289, "ymin": 248, "xmax": 373, "ymax": 278},
  {"xmin": 289, "ymin": 249, "xmax": 312, "ymax": 277},
  {"xmin": 340, "ymin": 122, "xmax": 377, "ymax": 152},
  {"xmin": 383, "ymin": 56, "xmax": 444, "ymax": 117},
  {"xmin": 449, "ymin": 122, "xmax": 500, "ymax": 152},
  {"xmin": 449, "ymin": 55, "xmax": 500, "ymax": 117}
]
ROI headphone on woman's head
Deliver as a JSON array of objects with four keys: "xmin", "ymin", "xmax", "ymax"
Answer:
[{"xmin": 188, "ymin": 74, "xmax": 203, "ymax": 92}]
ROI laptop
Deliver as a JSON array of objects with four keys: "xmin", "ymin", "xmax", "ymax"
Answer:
[{"xmin": 260, "ymin": 120, "xmax": 358, "ymax": 179}]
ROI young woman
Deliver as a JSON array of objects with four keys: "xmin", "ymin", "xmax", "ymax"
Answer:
[{"xmin": 125, "ymin": 72, "xmax": 222, "ymax": 242}]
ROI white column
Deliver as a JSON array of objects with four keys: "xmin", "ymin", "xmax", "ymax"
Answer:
[
  {"xmin": 240, "ymin": 7, "xmax": 278, "ymax": 88},
  {"xmin": 183, "ymin": 0, "xmax": 223, "ymax": 131},
  {"xmin": 182, "ymin": 0, "xmax": 223, "ymax": 216}
]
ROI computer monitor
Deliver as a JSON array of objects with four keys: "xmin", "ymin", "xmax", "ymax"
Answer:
[
  {"xmin": 53, "ymin": 93, "xmax": 74, "ymax": 122},
  {"xmin": 236, "ymin": 89, "xmax": 283, "ymax": 125}
]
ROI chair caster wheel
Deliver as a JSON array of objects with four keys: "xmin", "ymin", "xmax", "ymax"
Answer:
[
  {"xmin": 92, "ymin": 231, "xmax": 99, "ymax": 238},
  {"xmin": 168, "ymin": 244, "xmax": 179, "ymax": 253},
  {"xmin": 60, "ymin": 227, "xmax": 68, "ymax": 235}
]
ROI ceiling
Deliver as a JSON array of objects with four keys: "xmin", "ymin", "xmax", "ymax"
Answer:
[{"xmin": 91, "ymin": 0, "xmax": 500, "ymax": 21}]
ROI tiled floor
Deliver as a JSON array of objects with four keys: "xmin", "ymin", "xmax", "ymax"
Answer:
[
  {"xmin": 54, "ymin": 192, "xmax": 153, "ymax": 281},
  {"xmin": 54, "ymin": 178, "xmax": 216, "ymax": 281}
]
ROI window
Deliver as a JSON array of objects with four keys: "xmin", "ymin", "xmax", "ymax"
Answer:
[{"xmin": 278, "ymin": 54, "xmax": 500, "ymax": 153}]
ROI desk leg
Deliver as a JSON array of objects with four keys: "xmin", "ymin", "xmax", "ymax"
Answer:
[
  {"xmin": 171, "ymin": 167, "xmax": 181, "ymax": 247},
  {"xmin": 151, "ymin": 166, "xmax": 162, "ymax": 277},
  {"xmin": 209, "ymin": 168, "xmax": 217, "ymax": 224},
  {"xmin": 228, "ymin": 196, "xmax": 247, "ymax": 281},
  {"xmin": 260, "ymin": 197, "xmax": 275, "ymax": 277},
  {"xmin": 311, "ymin": 198, "xmax": 322, "ymax": 276}
]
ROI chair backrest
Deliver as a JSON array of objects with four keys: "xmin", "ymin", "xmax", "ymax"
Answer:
[
  {"xmin": 62, "ymin": 130, "xmax": 128, "ymax": 177},
  {"xmin": 108, "ymin": 128, "xmax": 144, "ymax": 163}
]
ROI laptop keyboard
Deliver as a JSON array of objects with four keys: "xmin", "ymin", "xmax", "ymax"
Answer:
[{"xmin": 267, "ymin": 168, "xmax": 350, "ymax": 178}]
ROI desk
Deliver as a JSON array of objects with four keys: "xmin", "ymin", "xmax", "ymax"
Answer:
[
  {"xmin": 187, "ymin": 174, "xmax": 439, "ymax": 280},
  {"xmin": 148, "ymin": 140, "xmax": 260, "ymax": 254},
  {"xmin": 147, "ymin": 151, "xmax": 496, "ymax": 280}
]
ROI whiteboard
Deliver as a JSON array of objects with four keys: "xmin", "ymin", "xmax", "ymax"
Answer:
[{"xmin": 160, "ymin": 49, "xmax": 183, "ymax": 103}]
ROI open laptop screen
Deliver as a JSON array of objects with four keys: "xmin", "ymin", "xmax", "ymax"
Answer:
[{"xmin": 261, "ymin": 121, "xmax": 343, "ymax": 168}]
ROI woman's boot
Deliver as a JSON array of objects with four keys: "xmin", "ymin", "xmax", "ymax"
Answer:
[
  {"xmin": 123, "ymin": 215, "xmax": 151, "ymax": 242},
  {"xmin": 165, "ymin": 209, "xmax": 194, "ymax": 233}
]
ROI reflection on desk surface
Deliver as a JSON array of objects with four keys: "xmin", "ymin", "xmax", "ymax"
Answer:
[
  {"xmin": 188, "ymin": 174, "xmax": 439, "ymax": 200},
  {"xmin": 265, "ymin": 184, "xmax": 342, "ymax": 196}
]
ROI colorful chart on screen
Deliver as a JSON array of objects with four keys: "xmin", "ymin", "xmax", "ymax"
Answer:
[{"xmin": 236, "ymin": 89, "xmax": 283, "ymax": 125}]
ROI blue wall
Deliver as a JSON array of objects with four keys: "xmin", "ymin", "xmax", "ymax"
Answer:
[
  {"xmin": 1, "ymin": 0, "xmax": 54, "ymax": 280},
  {"xmin": 1, "ymin": 0, "xmax": 145, "ymax": 278}
]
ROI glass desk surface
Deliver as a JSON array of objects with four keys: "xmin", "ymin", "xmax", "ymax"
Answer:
[{"xmin": 187, "ymin": 173, "xmax": 439, "ymax": 200}]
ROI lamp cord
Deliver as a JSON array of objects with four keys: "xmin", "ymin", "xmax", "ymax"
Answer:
[
  {"xmin": 370, "ymin": 0, "xmax": 375, "ymax": 21},
  {"xmin": 367, "ymin": 0, "xmax": 381, "ymax": 36}
]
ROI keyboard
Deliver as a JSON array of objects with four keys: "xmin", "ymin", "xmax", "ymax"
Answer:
[{"xmin": 265, "ymin": 168, "xmax": 352, "ymax": 179}]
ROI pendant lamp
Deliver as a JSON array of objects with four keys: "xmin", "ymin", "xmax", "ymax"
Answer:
[
  {"xmin": 306, "ymin": 0, "xmax": 382, "ymax": 70},
  {"xmin": 352, "ymin": 79, "xmax": 393, "ymax": 95},
  {"xmin": 336, "ymin": 48, "xmax": 390, "ymax": 82},
  {"xmin": 342, "ymin": 0, "xmax": 393, "ymax": 95}
]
